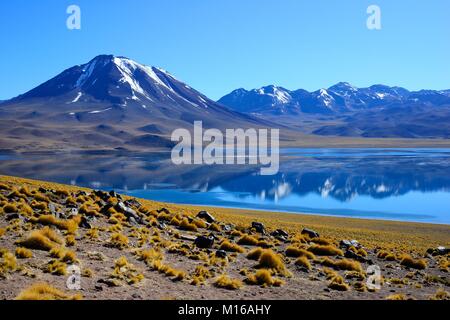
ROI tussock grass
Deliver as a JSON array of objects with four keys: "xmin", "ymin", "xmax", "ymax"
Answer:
[
  {"xmin": 386, "ymin": 294, "xmax": 407, "ymax": 300},
  {"xmin": 179, "ymin": 218, "xmax": 198, "ymax": 232},
  {"xmin": 190, "ymin": 266, "xmax": 213, "ymax": 285},
  {"xmin": 247, "ymin": 247, "xmax": 264, "ymax": 260},
  {"xmin": 294, "ymin": 256, "xmax": 312, "ymax": 270},
  {"xmin": 0, "ymin": 249, "xmax": 17, "ymax": 277},
  {"xmin": 3, "ymin": 203, "xmax": 17, "ymax": 213},
  {"xmin": 213, "ymin": 274, "xmax": 242, "ymax": 290},
  {"xmin": 209, "ymin": 223, "xmax": 221, "ymax": 232},
  {"xmin": 192, "ymin": 218, "xmax": 207, "ymax": 229},
  {"xmin": 65, "ymin": 235, "xmax": 76, "ymax": 246},
  {"xmin": 257, "ymin": 249, "xmax": 291, "ymax": 277},
  {"xmin": 308, "ymin": 244, "xmax": 343, "ymax": 256},
  {"xmin": 111, "ymin": 256, "xmax": 145, "ymax": 285},
  {"xmin": 237, "ymin": 234, "xmax": 259, "ymax": 246},
  {"xmin": 45, "ymin": 259, "xmax": 67, "ymax": 275},
  {"xmin": 286, "ymin": 246, "xmax": 315, "ymax": 259},
  {"xmin": 0, "ymin": 228, "xmax": 5, "ymax": 238},
  {"xmin": 377, "ymin": 250, "xmax": 396, "ymax": 261},
  {"xmin": 429, "ymin": 289, "xmax": 449, "ymax": 300},
  {"xmin": 32, "ymin": 215, "xmax": 80, "ymax": 234},
  {"xmin": 219, "ymin": 240, "xmax": 245, "ymax": 253},
  {"xmin": 16, "ymin": 227, "xmax": 63, "ymax": 251},
  {"xmin": 245, "ymin": 269, "xmax": 284, "ymax": 287},
  {"xmin": 109, "ymin": 233, "xmax": 129, "ymax": 249},
  {"xmin": 399, "ymin": 254, "xmax": 427, "ymax": 270},
  {"xmin": 152, "ymin": 260, "xmax": 186, "ymax": 281},
  {"xmin": 16, "ymin": 282, "xmax": 82, "ymax": 300},
  {"xmin": 328, "ymin": 274, "xmax": 350, "ymax": 291},
  {"xmin": 320, "ymin": 257, "xmax": 363, "ymax": 272},
  {"xmin": 15, "ymin": 247, "xmax": 33, "ymax": 259}
]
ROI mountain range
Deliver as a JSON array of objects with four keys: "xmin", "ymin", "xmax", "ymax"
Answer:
[
  {"xmin": 0, "ymin": 54, "xmax": 449, "ymax": 152},
  {"xmin": 218, "ymin": 84, "xmax": 450, "ymax": 138}
]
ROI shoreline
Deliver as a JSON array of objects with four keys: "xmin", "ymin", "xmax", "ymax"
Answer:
[{"xmin": 2, "ymin": 175, "xmax": 449, "ymax": 253}]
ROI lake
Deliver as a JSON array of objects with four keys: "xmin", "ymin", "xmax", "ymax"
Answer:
[{"xmin": 0, "ymin": 148, "xmax": 449, "ymax": 224}]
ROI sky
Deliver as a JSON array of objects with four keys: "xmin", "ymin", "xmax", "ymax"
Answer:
[{"xmin": 0, "ymin": 0, "xmax": 449, "ymax": 100}]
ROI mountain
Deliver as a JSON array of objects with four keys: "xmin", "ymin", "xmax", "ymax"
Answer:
[
  {"xmin": 0, "ymin": 55, "xmax": 267, "ymax": 151},
  {"xmin": 218, "ymin": 83, "xmax": 450, "ymax": 138},
  {"xmin": 218, "ymin": 82, "xmax": 450, "ymax": 115}
]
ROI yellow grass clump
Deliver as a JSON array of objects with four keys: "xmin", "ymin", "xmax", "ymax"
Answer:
[
  {"xmin": 377, "ymin": 250, "xmax": 396, "ymax": 261},
  {"xmin": 320, "ymin": 257, "xmax": 363, "ymax": 272},
  {"xmin": 399, "ymin": 254, "xmax": 427, "ymax": 270},
  {"xmin": 111, "ymin": 256, "xmax": 145, "ymax": 285},
  {"xmin": 3, "ymin": 203, "xmax": 18, "ymax": 213},
  {"xmin": 0, "ymin": 249, "xmax": 17, "ymax": 277},
  {"xmin": 151, "ymin": 260, "xmax": 186, "ymax": 281},
  {"xmin": 45, "ymin": 259, "xmax": 67, "ymax": 275},
  {"xmin": 179, "ymin": 218, "xmax": 198, "ymax": 232},
  {"xmin": 192, "ymin": 218, "xmax": 207, "ymax": 229},
  {"xmin": 308, "ymin": 244, "xmax": 343, "ymax": 256},
  {"xmin": 16, "ymin": 227, "xmax": 63, "ymax": 251},
  {"xmin": 237, "ymin": 234, "xmax": 259, "ymax": 246},
  {"xmin": 429, "ymin": 289, "xmax": 449, "ymax": 300},
  {"xmin": 386, "ymin": 294, "xmax": 407, "ymax": 300},
  {"xmin": 219, "ymin": 240, "xmax": 245, "ymax": 253},
  {"xmin": 15, "ymin": 247, "xmax": 33, "ymax": 259},
  {"xmin": 0, "ymin": 228, "xmax": 5, "ymax": 238},
  {"xmin": 247, "ymin": 247, "xmax": 264, "ymax": 260},
  {"xmin": 209, "ymin": 223, "xmax": 222, "ymax": 232},
  {"xmin": 285, "ymin": 246, "xmax": 315, "ymax": 259},
  {"xmin": 294, "ymin": 256, "xmax": 312, "ymax": 270},
  {"xmin": 190, "ymin": 265, "xmax": 213, "ymax": 285},
  {"xmin": 213, "ymin": 274, "xmax": 243, "ymax": 290},
  {"xmin": 16, "ymin": 282, "xmax": 82, "ymax": 300},
  {"xmin": 245, "ymin": 269, "xmax": 284, "ymax": 287},
  {"xmin": 109, "ymin": 233, "xmax": 129, "ymax": 249},
  {"xmin": 41, "ymin": 215, "xmax": 80, "ymax": 234},
  {"xmin": 257, "ymin": 249, "xmax": 291, "ymax": 277}
]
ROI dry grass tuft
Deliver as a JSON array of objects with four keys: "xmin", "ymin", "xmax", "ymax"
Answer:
[
  {"xmin": 245, "ymin": 269, "xmax": 284, "ymax": 287},
  {"xmin": 209, "ymin": 223, "xmax": 222, "ymax": 232},
  {"xmin": 377, "ymin": 250, "xmax": 396, "ymax": 261},
  {"xmin": 15, "ymin": 247, "xmax": 33, "ymax": 259},
  {"xmin": 429, "ymin": 289, "xmax": 449, "ymax": 300},
  {"xmin": 0, "ymin": 228, "xmax": 5, "ymax": 238},
  {"xmin": 16, "ymin": 227, "xmax": 63, "ymax": 251},
  {"xmin": 386, "ymin": 294, "xmax": 407, "ymax": 300},
  {"xmin": 320, "ymin": 257, "xmax": 362, "ymax": 272},
  {"xmin": 399, "ymin": 254, "xmax": 427, "ymax": 270},
  {"xmin": 219, "ymin": 240, "xmax": 245, "ymax": 253},
  {"xmin": 110, "ymin": 256, "xmax": 145, "ymax": 285},
  {"xmin": 237, "ymin": 234, "xmax": 259, "ymax": 246},
  {"xmin": 179, "ymin": 218, "xmax": 198, "ymax": 232},
  {"xmin": 16, "ymin": 282, "xmax": 82, "ymax": 300},
  {"xmin": 286, "ymin": 246, "xmax": 315, "ymax": 259},
  {"xmin": 45, "ymin": 259, "xmax": 67, "ymax": 276},
  {"xmin": 109, "ymin": 233, "xmax": 129, "ymax": 249},
  {"xmin": 213, "ymin": 274, "xmax": 243, "ymax": 290},
  {"xmin": 247, "ymin": 247, "xmax": 264, "ymax": 260},
  {"xmin": 294, "ymin": 256, "xmax": 312, "ymax": 270},
  {"xmin": 308, "ymin": 244, "xmax": 343, "ymax": 256},
  {"xmin": 0, "ymin": 249, "xmax": 17, "ymax": 277},
  {"xmin": 32, "ymin": 215, "xmax": 80, "ymax": 234},
  {"xmin": 257, "ymin": 249, "xmax": 291, "ymax": 277}
]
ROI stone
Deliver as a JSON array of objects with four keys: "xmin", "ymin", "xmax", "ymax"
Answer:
[
  {"xmin": 157, "ymin": 207, "xmax": 170, "ymax": 214},
  {"xmin": 252, "ymin": 222, "xmax": 266, "ymax": 234},
  {"xmin": 115, "ymin": 202, "xmax": 141, "ymax": 223},
  {"xmin": 79, "ymin": 216, "xmax": 92, "ymax": 229},
  {"xmin": 48, "ymin": 203, "xmax": 57, "ymax": 215},
  {"xmin": 194, "ymin": 235, "xmax": 215, "ymax": 249},
  {"xmin": 339, "ymin": 240, "xmax": 352, "ymax": 249},
  {"xmin": 196, "ymin": 210, "xmax": 215, "ymax": 223},
  {"xmin": 124, "ymin": 198, "xmax": 142, "ymax": 209},
  {"xmin": 272, "ymin": 229, "xmax": 289, "ymax": 238},
  {"xmin": 5, "ymin": 213, "xmax": 20, "ymax": 221},
  {"xmin": 301, "ymin": 228, "xmax": 320, "ymax": 239},
  {"xmin": 427, "ymin": 246, "xmax": 449, "ymax": 256},
  {"xmin": 215, "ymin": 250, "xmax": 227, "ymax": 258}
]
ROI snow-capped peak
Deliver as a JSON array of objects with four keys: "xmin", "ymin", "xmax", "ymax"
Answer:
[{"xmin": 255, "ymin": 85, "xmax": 292, "ymax": 104}]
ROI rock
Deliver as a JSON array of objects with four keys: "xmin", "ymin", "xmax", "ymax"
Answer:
[
  {"xmin": 38, "ymin": 187, "xmax": 48, "ymax": 194},
  {"xmin": 350, "ymin": 240, "xmax": 361, "ymax": 248},
  {"xmin": 345, "ymin": 249, "xmax": 372, "ymax": 264},
  {"xmin": 222, "ymin": 225, "xmax": 233, "ymax": 232},
  {"xmin": 124, "ymin": 199, "xmax": 141, "ymax": 209},
  {"xmin": 115, "ymin": 202, "xmax": 142, "ymax": 224},
  {"xmin": 128, "ymin": 216, "xmax": 139, "ymax": 227},
  {"xmin": 94, "ymin": 284, "xmax": 103, "ymax": 291},
  {"xmin": 157, "ymin": 222, "xmax": 167, "ymax": 230},
  {"xmin": 100, "ymin": 203, "xmax": 114, "ymax": 216},
  {"xmin": 194, "ymin": 235, "xmax": 215, "ymax": 249},
  {"xmin": 215, "ymin": 250, "xmax": 227, "ymax": 258},
  {"xmin": 252, "ymin": 222, "xmax": 266, "ymax": 234},
  {"xmin": 79, "ymin": 216, "xmax": 92, "ymax": 229},
  {"xmin": 48, "ymin": 203, "xmax": 57, "ymax": 215},
  {"xmin": 196, "ymin": 211, "xmax": 215, "ymax": 223},
  {"xmin": 301, "ymin": 228, "xmax": 320, "ymax": 239},
  {"xmin": 109, "ymin": 190, "xmax": 118, "ymax": 198},
  {"xmin": 272, "ymin": 229, "xmax": 289, "ymax": 238},
  {"xmin": 426, "ymin": 246, "xmax": 449, "ymax": 256},
  {"xmin": 339, "ymin": 240, "xmax": 352, "ymax": 249}
]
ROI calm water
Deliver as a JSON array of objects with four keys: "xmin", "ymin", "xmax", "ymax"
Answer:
[{"xmin": 0, "ymin": 148, "xmax": 449, "ymax": 224}]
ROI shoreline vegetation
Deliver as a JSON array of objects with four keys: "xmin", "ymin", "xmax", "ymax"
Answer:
[{"xmin": 0, "ymin": 175, "xmax": 448, "ymax": 300}]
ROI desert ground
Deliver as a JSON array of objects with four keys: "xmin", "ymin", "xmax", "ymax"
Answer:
[{"xmin": 0, "ymin": 175, "xmax": 448, "ymax": 300}]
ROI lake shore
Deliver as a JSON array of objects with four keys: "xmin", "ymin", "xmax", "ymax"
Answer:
[{"xmin": 0, "ymin": 175, "xmax": 448, "ymax": 300}]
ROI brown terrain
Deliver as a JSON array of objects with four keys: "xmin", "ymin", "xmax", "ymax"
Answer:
[{"xmin": 0, "ymin": 175, "xmax": 449, "ymax": 300}]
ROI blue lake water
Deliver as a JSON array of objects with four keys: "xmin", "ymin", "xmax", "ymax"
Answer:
[{"xmin": 0, "ymin": 148, "xmax": 449, "ymax": 224}]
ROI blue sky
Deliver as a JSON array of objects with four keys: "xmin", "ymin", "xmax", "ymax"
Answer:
[{"xmin": 0, "ymin": 0, "xmax": 449, "ymax": 100}]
